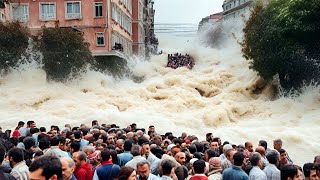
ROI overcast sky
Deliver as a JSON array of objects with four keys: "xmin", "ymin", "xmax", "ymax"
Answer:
[{"xmin": 154, "ymin": 0, "xmax": 224, "ymax": 24}]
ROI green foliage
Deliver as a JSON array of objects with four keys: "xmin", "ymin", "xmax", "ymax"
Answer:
[
  {"xmin": 242, "ymin": 0, "xmax": 320, "ymax": 90},
  {"xmin": 0, "ymin": 22, "xmax": 29, "ymax": 73},
  {"xmin": 40, "ymin": 27, "xmax": 93, "ymax": 81},
  {"xmin": 93, "ymin": 56, "xmax": 129, "ymax": 78}
]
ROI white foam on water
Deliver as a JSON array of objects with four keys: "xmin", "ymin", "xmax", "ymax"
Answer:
[{"xmin": 0, "ymin": 22, "xmax": 319, "ymax": 166}]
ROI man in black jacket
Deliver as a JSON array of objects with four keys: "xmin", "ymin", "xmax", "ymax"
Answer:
[{"xmin": 0, "ymin": 146, "xmax": 15, "ymax": 180}]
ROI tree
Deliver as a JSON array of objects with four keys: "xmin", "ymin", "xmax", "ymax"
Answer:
[
  {"xmin": 39, "ymin": 27, "xmax": 93, "ymax": 81},
  {"xmin": 242, "ymin": 0, "xmax": 320, "ymax": 91},
  {"xmin": 0, "ymin": 22, "xmax": 29, "ymax": 73}
]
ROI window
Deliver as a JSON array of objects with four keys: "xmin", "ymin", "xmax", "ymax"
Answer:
[
  {"xmin": 11, "ymin": 4, "xmax": 29, "ymax": 22},
  {"xmin": 96, "ymin": 33, "xmax": 105, "ymax": 46},
  {"xmin": 95, "ymin": 3, "xmax": 103, "ymax": 17},
  {"xmin": 40, "ymin": 3, "xmax": 56, "ymax": 21},
  {"xmin": 66, "ymin": 2, "xmax": 81, "ymax": 20}
]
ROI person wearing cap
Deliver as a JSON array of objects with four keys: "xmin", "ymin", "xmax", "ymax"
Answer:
[{"xmin": 207, "ymin": 157, "xmax": 222, "ymax": 180}]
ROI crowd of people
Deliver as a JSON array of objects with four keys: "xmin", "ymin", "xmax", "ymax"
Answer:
[
  {"xmin": 167, "ymin": 53, "xmax": 194, "ymax": 69},
  {"xmin": 0, "ymin": 120, "xmax": 319, "ymax": 180},
  {"xmin": 113, "ymin": 43, "xmax": 124, "ymax": 52}
]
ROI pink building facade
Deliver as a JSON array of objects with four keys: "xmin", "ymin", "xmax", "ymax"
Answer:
[{"xmin": 3, "ymin": 0, "xmax": 133, "ymax": 59}]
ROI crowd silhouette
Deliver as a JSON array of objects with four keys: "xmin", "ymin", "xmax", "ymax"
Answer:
[{"xmin": 167, "ymin": 53, "xmax": 194, "ymax": 69}]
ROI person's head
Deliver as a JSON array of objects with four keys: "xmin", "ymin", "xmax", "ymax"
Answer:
[
  {"xmin": 205, "ymin": 149, "xmax": 218, "ymax": 161},
  {"xmin": 303, "ymin": 163, "xmax": 319, "ymax": 180},
  {"xmin": 72, "ymin": 151, "xmax": 87, "ymax": 168},
  {"xmin": 27, "ymin": 120, "xmax": 36, "ymax": 128},
  {"xmin": 250, "ymin": 152, "xmax": 263, "ymax": 169},
  {"xmin": 209, "ymin": 157, "xmax": 221, "ymax": 168},
  {"xmin": 281, "ymin": 164, "xmax": 300, "ymax": 180},
  {"xmin": 101, "ymin": 149, "xmax": 111, "ymax": 162},
  {"xmin": 107, "ymin": 135, "xmax": 115, "ymax": 145},
  {"xmin": 117, "ymin": 166, "xmax": 136, "ymax": 180},
  {"xmin": 141, "ymin": 143, "xmax": 150, "ymax": 156},
  {"xmin": 29, "ymin": 155, "xmax": 63, "ymax": 180},
  {"xmin": 130, "ymin": 145, "xmax": 141, "ymax": 157},
  {"xmin": 223, "ymin": 144, "xmax": 233, "ymax": 155},
  {"xmin": 92, "ymin": 120, "xmax": 98, "ymax": 127},
  {"xmin": 274, "ymin": 139, "xmax": 282, "ymax": 151},
  {"xmin": 174, "ymin": 152, "xmax": 186, "ymax": 165},
  {"xmin": 279, "ymin": 149, "xmax": 288, "ymax": 161},
  {"xmin": 33, "ymin": 151, "xmax": 44, "ymax": 160},
  {"xmin": 245, "ymin": 141, "xmax": 253, "ymax": 152},
  {"xmin": 70, "ymin": 141, "xmax": 80, "ymax": 153},
  {"xmin": 124, "ymin": 140, "xmax": 133, "ymax": 152},
  {"xmin": 193, "ymin": 159, "xmax": 206, "ymax": 174},
  {"xmin": 18, "ymin": 121, "xmax": 25, "ymax": 128},
  {"xmin": 226, "ymin": 149, "xmax": 236, "ymax": 162},
  {"xmin": 255, "ymin": 146, "xmax": 266, "ymax": 157},
  {"xmin": 266, "ymin": 150, "xmax": 279, "ymax": 165},
  {"xmin": 60, "ymin": 157, "xmax": 75, "ymax": 180},
  {"xmin": 23, "ymin": 136, "xmax": 35, "ymax": 150},
  {"xmin": 50, "ymin": 136, "xmax": 61, "ymax": 146},
  {"xmin": 210, "ymin": 141, "xmax": 219, "ymax": 149},
  {"xmin": 233, "ymin": 152, "xmax": 245, "ymax": 166},
  {"xmin": 161, "ymin": 159, "xmax": 175, "ymax": 177},
  {"xmin": 314, "ymin": 156, "xmax": 320, "ymax": 165},
  {"xmin": 8, "ymin": 147, "xmax": 24, "ymax": 167},
  {"xmin": 137, "ymin": 160, "xmax": 151, "ymax": 180},
  {"xmin": 206, "ymin": 133, "xmax": 214, "ymax": 142},
  {"xmin": 258, "ymin": 140, "xmax": 268, "ymax": 150}
]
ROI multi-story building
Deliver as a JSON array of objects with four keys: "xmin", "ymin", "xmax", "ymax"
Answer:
[
  {"xmin": 198, "ymin": 12, "xmax": 223, "ymax": 31},
  {"xmin": 132, "ymin": 0, "xmax": 157, "ymax": 58},
  {"xmin": 132, "ymin": 0, "xmax": 146, "ymax": 57},
  {"xmin": 222, "ymin": 0, "xmax": 254, "ymax": 20},
  {"xmin": 4, "ymin": 0, "xmax": 133, "ymax": 59}
]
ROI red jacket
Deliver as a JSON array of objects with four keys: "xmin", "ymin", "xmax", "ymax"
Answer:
[
  {"xmin": 12, "ymin": 130, "xmax": 21, "ymax": 137},
  {"xmin": 189, "ymin": 175, "xmax": 208, "ymax": 180},
  {"xmin": 74, "ymin": 162, "xmax": 93, "ymax": 180}
]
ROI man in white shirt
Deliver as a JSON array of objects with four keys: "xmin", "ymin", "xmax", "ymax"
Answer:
[
  {"xmin": 8, "ymin": 148, "xmax": 29, "ymax": 180},
  {"xmin": 126, "ymin": 145, "xmax": 146, "ymax": 170},
  {"xmin": 137, "ymin": 160, "xmax": 160, "ymax": 180},
  {"xmin": 249, "ymin": 153, "xmax": 267, "ymax": 180},
  {"xmin": 263, "ymin": 150, "xmax": 280, "ymax": 180}
]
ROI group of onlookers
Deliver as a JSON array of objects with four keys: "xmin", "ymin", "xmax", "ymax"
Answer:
[
  {"xmin": 0, "ymin": 121, "xmax": 319, "ymax": 180},
  {"xmin": 167, "ymin": 53, "xmax": 194, "ymax": 69}
]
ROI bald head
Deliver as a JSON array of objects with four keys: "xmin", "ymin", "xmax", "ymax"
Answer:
[
  {"xmin": 255, "ymin": 146, "xmax": 266, "ymax": 157},
  {"xmin": 175, "ymin": 152, "xmax": 186, "ymax": 165},
  {"xmin": 314, "ymin": 155, "xmax": 320, "ymax": 165}
]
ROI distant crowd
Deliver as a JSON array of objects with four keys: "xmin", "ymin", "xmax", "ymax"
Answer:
[
  {"xmin": 0, "ymin": 120, "xmax": 319, "ymax": 180},
  {"xmin": 113, "ymin": 43, "xmax": 124, "ymax": 52},
  {"xmin": 167, "ymin": 53, "xmax": 194, "ymax": 70}
]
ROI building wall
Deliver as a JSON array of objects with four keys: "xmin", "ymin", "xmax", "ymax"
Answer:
[{"xmin": 132, "ymin": 0, "xmax": 145, "ymax": 57}]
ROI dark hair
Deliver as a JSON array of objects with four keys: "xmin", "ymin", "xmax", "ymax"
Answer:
[
  {"xmin": 101, "ymin": 134, "xmax": 108, "ymax": 143},
  {"xmin": 34, "ymin": 150, "xmax": 44, "ymax": 157},
  {"xmin": 23, "ymin": 137, "xmax": 35, "ymax": 150},
  {"xmin": 250, "ymin": 153, "xmax": 261, "ymax": 166},
  {"xmin": 138, "ymin": 137, "xmax": 149, "ymax": 146},
  {"xmin": 40, "ymin": 127, "xmax": 46, "ymax": 132},
  {"xmin": 213, "ymin": 137, "xmax": 220, "ymax": 142},
  {"xmin": 27, "ymin": 121, "xmax": 35, "ymax": 126},
  {"xmin": 81, "ymin": 128, "xmax": 90, "ymax": 136},
  {"xmin": 266, "ymin": 150, "xmax": 279, "ymax": 165},
  {"xmin": 39, "ymin": 138, "xmax": 50, "ymax": 150},
  {"xmin": 50, "ymin": 136, "xmax": 60, "ymax": 146},
  {"xmin": 117, "ymin": 166, "xmax": 135, "ymax": 180},
  {"xmin": 279, "ymin": 149, "xmax": 286, "ymax": 154},
  {"xmin": 193, "ymin": 159, "xmax": 206, "ymax": 174},
  {"xmin": 70, "ymin": 141, "xmax": 80, "ymax": 152},
  {"xmin": 189, "ymin": 145, "xmax": 197, "ymax": 154},
  {"xmin": 93, "ymin": 133, "xmax": 101, "ymax": 141},
  {"xmin": 18, "ymin": 121, "xmax": 25, "ymax": 126},
  {"xmin": 110, "ymin": 150, "xmax": 118, "ymax": 165},
  {"xmin": 74, "ymin": 131, "xmax": 82, "ymax": 139},
  {"xmin": 259, "ymin": 140, "xmax": 267, "ymax": 150},
  {"xmin": 281, "ymin": 164, "xmax": 298, "ymax": 180},
  {"xmin": 162, "ymin": 160, "xmax": 174, "ymax": 175},
  {"xmin": 92, "ymin": 120, "xmax": 98, "ymax": 126},
  {"xmin": 101, "ymin": 149, "xmax": 111, "ymax": 162},
  {"xmin": 173, "ymin": 138, "xmax": 183, "ymax": 146},
  {"xmin": 0, "ymin": 145, "xmax": 5, "ymax": 163},
  {"xmin": 30, "ymin": 128, "xmax": 39, "ymax": 134},
  {"xmin": 8, "ymin": 148, "xmax": 24, "ymax": 163},
  {"xmin": 29, "ymin": 155, "xmax": 63, "ymax": 180},
  {"xmin": 233, "ymin": 152, "xmax": 245, "ymax": 166},
  {"xmin": 66, "ymin": 131, "xmax": 74, "ymax": 139},
  {"xmin": 303, "ymin": 163, "xmax": 317, "ymax": 178},
  {"xmin": 124, "ymin": 140, "xmax": 133, "ymax": 151},
  {"xmin": 71, "ymin": 127, "xmax": 79, "ymax": 132}
]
